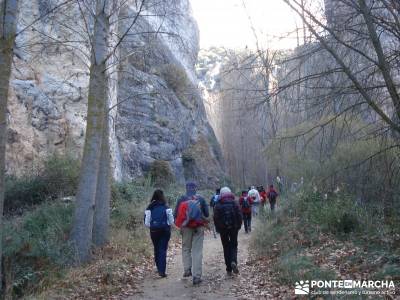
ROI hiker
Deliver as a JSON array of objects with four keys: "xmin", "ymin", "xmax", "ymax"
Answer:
[
  {"xmin": 248, "ymin": 186, "xmax": 261, "ymax": 216},
  {"xmin": 259, "ymin": 186, "xmax": 267, "ymax": 209},
  {"xmin": 267, "ymin": 184, "xmax": 279, "ymax": 212},
  {"xmin": 174, "ymin": 182, "xmax": 209, "ymax": 285},
  {"xmin": 210, "ymin": 188, "xmax": 221, "ymax": 209},
  {"xmin": 209, "ymin": 188, "xmax": 221, "ymax": 238},
  {"xmin": 214, "ymin": 187, "xmax": 242, "ymax": 276},
  {"xmin": 239, "ymin": 190, "xmax": 253, "ymax": 233},
  {"xmin": 144, "ymin": 189, "xmax": 174, "ymax": 278},
  {"xmin": 277, "ymin": 176, "xmax": 283, "ymax": 194}
]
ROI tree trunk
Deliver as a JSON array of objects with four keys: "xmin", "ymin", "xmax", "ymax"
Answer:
[
  {"xmin": 0, "ymin": 0, "xmax": 19, "ymax": 290},
  {"xmin": 0, "ymin": 49, "xmax": 12, "ymax": 299},
  {"xmin": 92, "ymin": 0, "xmax": 120, "ymax": 247},
  {"xmin": 92, "ymin": 112, "xmax": 111, "ymax": 246},
  {"xmin": 71, "ymin": 1, "xmax": 110, "ymax": 263}
]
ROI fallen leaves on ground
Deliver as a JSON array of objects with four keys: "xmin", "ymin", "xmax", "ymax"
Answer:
[
  {"xmin": 36, "ymin": 232, "xmax": 182, "ymax": 299},
  {"xmin": 229, "ymin": 256, "xmax": 293, "ymax": 300}
]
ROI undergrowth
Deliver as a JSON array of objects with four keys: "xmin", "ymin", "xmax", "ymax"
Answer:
[
  {"xmin": 5, "ymin": 154, "xmax": 80, "ymax": 214},
  {"xmin": 252, "ymin": 189, "xmax": 400, "ymax": 297},
  {"xmin": 3, "ymin": 165, "xmax": 188, "ymax": 299}
]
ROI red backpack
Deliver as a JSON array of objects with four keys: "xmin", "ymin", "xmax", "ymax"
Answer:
[{"xmin": 175, "ymin": 196, "xmax": 205, "ymax": 228}]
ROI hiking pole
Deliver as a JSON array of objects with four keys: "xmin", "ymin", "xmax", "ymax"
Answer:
[{"xmin": 212, "ymin": 223, "xmax": 217, "ymax": 239}]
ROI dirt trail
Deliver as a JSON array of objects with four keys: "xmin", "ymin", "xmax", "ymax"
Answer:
[{"xmin": 133, "ymin": 229, "xmax": 251, "ymax": 300}]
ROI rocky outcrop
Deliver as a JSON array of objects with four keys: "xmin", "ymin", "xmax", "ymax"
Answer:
[{"xmin": 6, "ymin": 0, "xmax": 225, "ymax": 187}]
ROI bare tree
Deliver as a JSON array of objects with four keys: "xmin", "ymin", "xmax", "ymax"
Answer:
[
  {"xmin": 281, "ymin": 0, "xmax": 400, "ymax": 135},
  {"xmin": 91, "ymin": 0, "xmax": 121, "ymax": 248},
  {"xmin": 71, "ymin": 0, "xmax": 185, "ymax": 262},
  {"xmin": 208, "ymin": 49, "xmax": 274, "ymax": 186},
  {"xmin": 263, "ymin": 0, "xmax": 400, "ymax": 219},
  {"xmin": 70, "ymin": 0, "xmax": 124, "ymax": 263}
]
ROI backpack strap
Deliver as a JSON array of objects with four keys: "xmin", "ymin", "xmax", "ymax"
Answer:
[{"xmin": 185, "ymin": 195, "xmax": 197, "ymax": 201}]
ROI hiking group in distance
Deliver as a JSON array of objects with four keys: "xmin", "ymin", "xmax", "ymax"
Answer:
[{"xmin": 144, "ymin": 181, "xmax": 280, "ymax": 285}]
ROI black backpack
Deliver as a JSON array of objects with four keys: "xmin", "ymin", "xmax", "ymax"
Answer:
[
  {"xmin": 242, "ymin": 197, "xmax": 250, "ymax": 209},
  {"xmin": 268, "ymin": 191, "xmax": 278, "ymax": 200},
  {"xmin": 216, "ymin": 201, "xmax": 241, "ymax": 230}
]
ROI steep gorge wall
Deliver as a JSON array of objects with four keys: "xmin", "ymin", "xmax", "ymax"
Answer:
[
  {"xmin": 197, "ymin": 48, "xmax": 270, "ymax": 187},
  {"xmin": 6, "ymin": 0, "xmax": 225, "ymax": 187}
]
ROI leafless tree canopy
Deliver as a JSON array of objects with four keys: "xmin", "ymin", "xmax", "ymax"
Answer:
[{"xmin": 203, "ymin": 0, "xmax": 399, "ymax": 220}]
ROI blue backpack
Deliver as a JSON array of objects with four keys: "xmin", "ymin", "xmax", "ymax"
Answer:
[
  {"xmin": 150, "ymin": 204, "xmax": 169, "ymax": 229},
  {"xmin": 182, "ymin": 196, "xmax": 205, "ymax": 228}
]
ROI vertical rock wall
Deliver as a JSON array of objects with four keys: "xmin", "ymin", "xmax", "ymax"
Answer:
[{"xmin": 6, "ymin": 0, "xmax": 225, "ymax": 187}]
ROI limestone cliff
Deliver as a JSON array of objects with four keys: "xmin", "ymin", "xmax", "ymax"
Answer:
[{"xmin": 6, "ymin": 0, "xmax": 225, "ymax": 187}]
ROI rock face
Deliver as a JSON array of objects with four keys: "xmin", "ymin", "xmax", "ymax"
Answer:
[
  {"xmin": 6, "ymin": 0, "xmax": 225, "ymax": 187},
  {"xmin": 196, "ymin": 48, "xmax": 270, "ymax": 186}
]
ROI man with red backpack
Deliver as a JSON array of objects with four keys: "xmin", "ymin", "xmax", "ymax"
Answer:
[
  {"xmin": 214, "ymin": 187, "xmax": 242, "ymax": 276},
  {"xmin": 239, "ymin": 190, "xmax": 253, "ymax": 233},
  {"xmin": 259, "ymin": 186, "xmax": 267, "ymax": 209},
  {"xmin": 267, "ymin": 184, "xmax": 279, "ymax": 212},
  {"xmin": 174, "ymin": 182, "xmax": 209, "ymax": 285}
]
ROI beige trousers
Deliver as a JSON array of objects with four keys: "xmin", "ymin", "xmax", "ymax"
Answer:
[{"xmin": 181, "ymin": 226, "xmax": 205, "ymax": 279}]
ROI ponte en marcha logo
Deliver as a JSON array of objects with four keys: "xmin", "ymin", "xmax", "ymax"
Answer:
[{"xmin": 295, "ymin": 280, "xmax": 396, "ymax": 296}]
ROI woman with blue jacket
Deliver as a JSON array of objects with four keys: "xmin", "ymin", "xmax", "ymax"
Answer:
[{"xmin": 144, "ymin": 189, "xmax": 174, "ymax": 277}]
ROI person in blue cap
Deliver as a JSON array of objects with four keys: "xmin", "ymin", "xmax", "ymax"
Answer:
[{"xmin": 174, "ymin": 181, "xmax": 209, "ymax": 285}]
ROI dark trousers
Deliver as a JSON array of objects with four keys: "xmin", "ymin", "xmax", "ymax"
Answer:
[
  {"xmin": 243, "ymin": 213, "xmax": 252, "ymax": 232},
  {"xmin": 219, "ymin": 228, "xmax": 239, "ymax": 272},
  {"xmin": 270, "ymin": 198, "xmax": 276, "ymax": 211},
  {"xmin": 150, "ymin": 228, "xmax": 171, "ymax": 275}
]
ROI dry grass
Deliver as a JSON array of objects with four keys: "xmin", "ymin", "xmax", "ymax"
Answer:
[
  {"xmin": 29, "ymin": 181, "xmax": 186, "ymax": 299},
  {"xmin": 34, "ymin": 226, "xmax": 154, "ymax": 299}
]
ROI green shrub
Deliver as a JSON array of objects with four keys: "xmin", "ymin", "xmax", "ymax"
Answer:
[
  {"xmin": 373, "ymin": 264, "xmax": 400, "ymax": 280},
  {"xmin": 4, "ymin": 179, "xmax": 156, "ymax": 298},
  {"xmin": 111, "ymin": 177, "xmax": 155, "ymax": 204},
  {"xmin": 112, "ymin": 181, "xmax": 139, "ymax": 204},
  {"xmin": 159, "ymin": 63, "xmax": 191, "ymax": 107},
  {"xmin": 41, "ymin": 154, "xmax": 80, "ymax": 198},
  {"xmin": 3, "ymin": 202, "xmax": 75, "ymax": 297},
  {"xmin": 330, "ymin": 212, "xmax": 359, "ymax": 234},
  {"xmin": 111, "ymin": 196, "xmax": 141, "ymax": 230},
  {"xmin": 252, "ymin": 190, "xmax": 398, "ymax": 291},
  {"xmin": 289, "ymin": 191, "xmax": 361, "ymax": 235},
  {"xmin": 4, "ymin": 176, "xmax": 188, "ymax": 298},
  {"xmin": 275, "ymin": 251, "xmax": 334, "ymax": 284},
  {"xmin": 5, "ymin": 175, "xmax": 48, "ymax": 213},
  {"xmin": 149, "ymin": 160, "xmax": 175, "ymax": 188},
  {"xmin": 110, "ymin": 178, "xmax": 184, "ymax": 229},
  {"xmin": 5, "ymin": 154, "xmax": 80, "ymax": 213},
  {"xmin": 252, "ymin": 216, "xmax": 298, "ymax": 256},
  {"xmin": 111, "ymin": 178, "xmax": 154, "ymax": 229}
]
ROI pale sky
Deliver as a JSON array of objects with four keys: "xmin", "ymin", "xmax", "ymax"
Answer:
[{"xmin": 190, "ymin": 0, "xmax": 301, "ymax": 50}]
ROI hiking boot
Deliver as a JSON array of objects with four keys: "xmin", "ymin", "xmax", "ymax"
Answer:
[
  {"xmin": 183, "ymin": 270, "xmax": 192, "ymax": 277},
  {"xmin": 226, "ymin": 271, "xmax": 233, "ymax": 277},
  {"xmin": 193, "ymin": 277, "xmax": 202, "ymax": 285},
  {"xmin": 159, "ymin": 273, "xmax": 167, "ymax": 278},
  {"xmin": 231, "ymin": 262, "xmax": 239, "ymax": 274}
]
